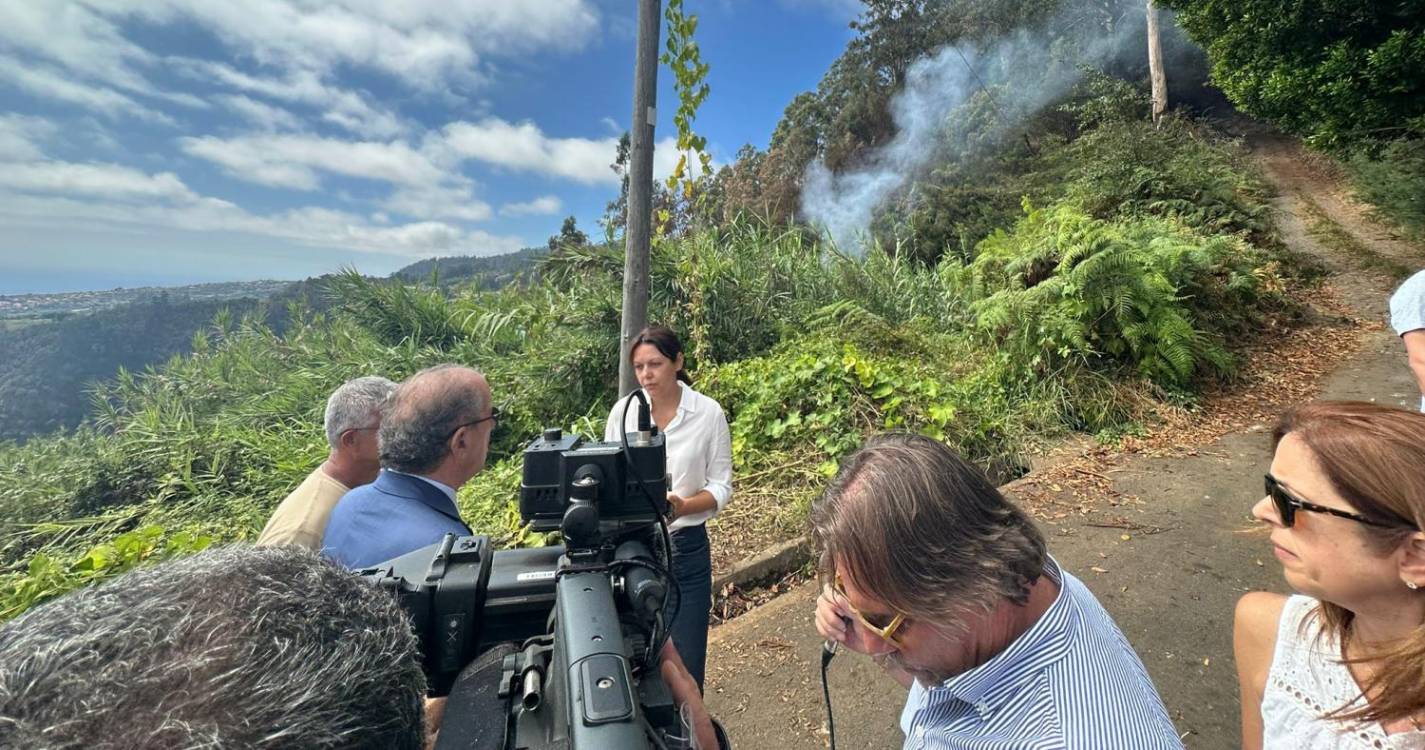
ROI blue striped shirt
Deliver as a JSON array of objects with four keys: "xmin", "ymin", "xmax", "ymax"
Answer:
[{"xmin": 899, "ymin": 557, "xmax": 1182, "ymax": 750}]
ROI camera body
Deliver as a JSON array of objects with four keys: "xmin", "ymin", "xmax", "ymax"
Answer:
[{"xmin": 360, "ymin": 418, "xmax": 707, "ymax": 750}]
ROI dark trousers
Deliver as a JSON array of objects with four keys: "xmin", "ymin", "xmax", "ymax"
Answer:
[{"xmin": 668, "ymin": 523, "xmax": 711, "ymax": 690}]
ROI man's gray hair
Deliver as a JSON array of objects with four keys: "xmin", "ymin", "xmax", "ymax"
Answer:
[
  {"xmin": 324, "ymin": 375, "xmax": 398, "ymax": 449},
  {"xmin": 0, "ymin": 545, "xmax": 426, "ymax": 750},
  {"xmin": 380, "ymin": 363, "xmax": 486, "ymax": 475},
  {"xmin": 810, "ymin": 433, "xmax": 1046, "ymax": 624}
]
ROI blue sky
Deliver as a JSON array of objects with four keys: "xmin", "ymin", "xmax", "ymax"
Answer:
[{"xmin": 0, "ymin": 0, "xmax": 860, "ymax": 293}]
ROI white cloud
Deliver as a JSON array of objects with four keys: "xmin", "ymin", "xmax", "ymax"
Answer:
[
  {"xmin": 435, "ymin": 118, "xmax": 708, "ymax": 186},
  {"xmin": 0, "ymin": 2, "xmax": 601, "ymax": 137},
  {"xmin": 0, "ymin": 115, "xmax": 56, "ymax": 160},
  {"xmin": 384, "ymin": 184, "xmax": 494, "ymax": 223},
  {"xmin": 0, "ymin": 1, "xmax": 157, "ymax": 97},
  {"xmin": 500, "ymin": 195, "xmax": 563, "ymax": 216},
  {"xmin": 216, "ymin": 95, "xmax": 304, "ymax": 132},
  {"xmin": 435, "ymin": 118, "xmax": 622, "ymax": 184},
  {"xmin": 81, "ymin": 0, "xmax": 601, "ymax": 88},
  {"xmin": 0, "ymin": 161, "xmax": 197, "ymax": 202},
  {"xmin": 0, "ymin": 56, "xmax": 173, "ymax": 125},
  {"xmin": 179, "ymin": 133, "xmax": 450, "ymax": 190},
  {"xmin": 0, "ymin": 188, "xmax": 524, "ymax": 258},
  {"xmin": 182, "ymin": 61, "xmax": 407, "ymax": 138}
]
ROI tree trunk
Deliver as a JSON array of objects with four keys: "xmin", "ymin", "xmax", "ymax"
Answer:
[
  {"xmin": 1147, "ymin": 0, "xmax": 1168, "ymax": 126},
  {"xmin": 619, "ymin": 0, "xmax": 661, "ymax": 396}
]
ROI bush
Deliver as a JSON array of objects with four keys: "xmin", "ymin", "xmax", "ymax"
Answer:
[
  {"xmin": 1348, "ymin": 138, "xmax": 1425, "ymax": 240},
  {"xmin": 960, "ymin": 201, "xmax": 1284, "ymax": 387},
  {"xmin": 1054, "ymin": 118, "xmax": 1274, "ymax": 245}
]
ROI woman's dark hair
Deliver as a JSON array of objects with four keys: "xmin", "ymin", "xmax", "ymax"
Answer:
[{"xmin": 629, "ymin": 325, "xmax": 691, "ymax": 384}]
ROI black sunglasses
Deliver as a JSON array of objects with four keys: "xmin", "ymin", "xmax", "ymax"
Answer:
[
  {"xmin": 446, "ymin": 407, "xmax": 500, "ymax": 440},
  {"xmin": 1264, "ymin": 474, "xmax": 1403, "ymax": 529}
]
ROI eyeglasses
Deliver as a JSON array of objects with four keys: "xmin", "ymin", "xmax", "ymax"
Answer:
[
  {"xmin": 1264, "ymin": 474, "xmax": 1406, "ymax": 529},
  {"xmin": 831, "ymin": 572, "xmax": 909, "ymax": 647},
  {"xmin": 446, "ymin": 407, "xmax": 500, "ymax": 440}
]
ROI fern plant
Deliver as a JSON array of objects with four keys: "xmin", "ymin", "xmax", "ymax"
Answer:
[{"xmin": 961, "ymin": 202, "xmax": 1276, "ymax": 387}]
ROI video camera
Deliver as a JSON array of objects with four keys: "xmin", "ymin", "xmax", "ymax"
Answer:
[{"xmin": 359, "ymin": 395, "xmax": 728, "ymax": 749}]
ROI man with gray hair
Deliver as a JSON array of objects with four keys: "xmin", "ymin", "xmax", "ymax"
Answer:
[
  {"xmin": 813, "ymin": 433, "xmax": 1181, "ymax": 749},
  {"xmin": 0, "ymin": 545, "xmax": 427, "ymax": 749},
  {"xmin": 257, "ymin": 375, "xmax": 397, "ymax": 549},
  {"xmin": 324, "ymin": 364, "xmax": 495, "ymax": 569}
]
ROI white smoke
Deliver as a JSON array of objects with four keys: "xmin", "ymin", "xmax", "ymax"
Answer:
[{"xmin": 801, "ymin": 12, "xmax": 1153, "ymax": 254}]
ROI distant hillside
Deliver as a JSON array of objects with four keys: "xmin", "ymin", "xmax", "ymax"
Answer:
[
  {"xmin": 0, "ymin": 280, "xmax": 291, "ymax": 321},
  {"xmin": 0, "ymin": 251, "xmax": 553, "ymax": 443},
  {"xmin": 0, "ymin": 295, "xmax": 279, "ymax": 443},
  {"xmin": 391, "ymin": 247, "xmax": 546, "ymax": 288}
]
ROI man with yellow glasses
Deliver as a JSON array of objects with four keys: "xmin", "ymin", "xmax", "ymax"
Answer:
[{"xmin": 812, "ymin": 434, "xmax": 1182, "ymax": 749}]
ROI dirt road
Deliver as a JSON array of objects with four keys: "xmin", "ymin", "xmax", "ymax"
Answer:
[{"xmin": 702, "ymin": 135, "xmax": 1425, "ymax": 750}]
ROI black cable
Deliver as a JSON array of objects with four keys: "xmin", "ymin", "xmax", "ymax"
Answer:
[
  {"xmin": 618, "ymin": 390, "xmax": 680, "ymax": 650},
  {"xmin": 821, "ymin": 641, "xmax": 837, "ymax": 750}
]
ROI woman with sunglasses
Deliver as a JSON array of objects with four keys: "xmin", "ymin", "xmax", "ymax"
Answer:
[
  {"xmin": 1236, "ymin": 401, "xmax": 1425, "ymax": 749},
  {"xmin": 605, "ymin": 325, "xmax": 732, "ymax": 691}
]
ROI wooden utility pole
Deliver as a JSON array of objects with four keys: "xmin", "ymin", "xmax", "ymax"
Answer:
[
  {"xmin": 618, "ymin": 0, "xmax": 661, "ymax": 397},
  {"xmin": 1147, "ymin": 0, "xmax": 1167, "ymax": 126}
]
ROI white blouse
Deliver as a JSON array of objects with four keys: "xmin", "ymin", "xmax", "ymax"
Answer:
[
  {"xmin": 604, "ymin": 382, "xmax": 733, "ymax": 531},
  {"xmin": 1262, "ymin": 595, "xmax": 1425, "ymax": 749}
]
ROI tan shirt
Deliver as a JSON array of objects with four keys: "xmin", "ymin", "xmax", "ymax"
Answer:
[{"xmin": 255, "ymin": 467, "xmax": 351, "ymax": 550}]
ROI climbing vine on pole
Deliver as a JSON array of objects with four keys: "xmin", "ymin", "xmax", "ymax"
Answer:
[
  {"xmin": 661, "ymin": 0, "xmax": 712, "ymax": 204},
  {"xmin": 661, "ymin": 0, "xmax": 714, "ymax": 362}
]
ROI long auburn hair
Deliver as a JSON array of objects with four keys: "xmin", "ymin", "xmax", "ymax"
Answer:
[{"xmin": 1272, "ymin": 400, "xmax": 1425, "ymax": 725}]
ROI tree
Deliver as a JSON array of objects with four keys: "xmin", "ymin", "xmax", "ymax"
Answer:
[
  {"xmin": 548, "ymin": 216, "xmax": 589, "ymax": 251},
  {"xmin": 1146, "ymin": 0, "xmax": 1167, "ymax": 125},
  {"xmin": 1162, "ymin": 0, "xmax": 1425, "ymax": 148}
]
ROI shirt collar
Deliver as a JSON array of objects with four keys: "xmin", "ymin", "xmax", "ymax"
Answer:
[
  {"xmin": 386, "ymin": 469, "xmax": 457, "ymax": 503},
  {"xmin": 928, "ymin": 556, "xmax": 1079, "ymax": 710}
]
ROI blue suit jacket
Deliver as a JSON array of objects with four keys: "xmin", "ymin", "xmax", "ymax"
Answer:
[{"xmin": 322, "ymin": 470, "xmax": 472, "ymax": 569}]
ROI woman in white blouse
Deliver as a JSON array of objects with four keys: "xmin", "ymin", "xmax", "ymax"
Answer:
[
  {"xmin": 605, "ymin": 325, "xmax": 732, "ymax": 690},
  {"xmin": 1235, "ymin": 401, "xmax": 1425, "ymax": 749}
]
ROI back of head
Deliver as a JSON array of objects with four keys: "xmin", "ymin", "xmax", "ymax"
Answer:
[
  {"xmin": 0, "ymin": 545, "xmax": 425, "ymax": 750},
  {"xmin": 324, "ymin": 375, "xmax": 398, "ymax": 449},
  {"xmin": 380, "ymin": 364, "xmax": 486, "ymax": 474},
  {"xmin": 810, "ymin": 433, "xmax": 1046, "ymax": 622}
]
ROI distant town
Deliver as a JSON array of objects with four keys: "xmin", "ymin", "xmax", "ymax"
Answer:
[{"xmin": 0, "ymin": 280, "xmax": 292, "ymax": 322}]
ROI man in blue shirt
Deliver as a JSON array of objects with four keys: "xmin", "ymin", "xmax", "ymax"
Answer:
[
  {"xmin": 324, "ymin": 364, "xmax": 495, "ymax": 569},
  {"xmin": 813, "ymin": 434, "xmax": 1182, "ymax": 750}
]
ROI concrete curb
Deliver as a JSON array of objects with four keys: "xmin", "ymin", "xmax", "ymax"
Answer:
[{"xmin": 712, "ymin": 534, "xmax": 812, "ymax": 593}]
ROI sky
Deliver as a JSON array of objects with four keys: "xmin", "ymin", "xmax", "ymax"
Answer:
[{"xmin": 0, "ymin": 0, "xmax": 861, "ymax": 294}]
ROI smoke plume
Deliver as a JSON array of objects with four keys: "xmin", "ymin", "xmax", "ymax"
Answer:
[{"xmin": 801, "ymin": 10, "xmax": 1160, "ymax": 254}]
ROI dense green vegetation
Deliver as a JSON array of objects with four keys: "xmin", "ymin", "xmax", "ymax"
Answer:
[
  {"xmin": 0, "ymin": 295, "xmax": 266, "ymax": 443},
  {"xmin": 0, "ymin": 254, "xmax": 547, "ymax": 446},
  {"xmin": 1165, "ymin": 0, "xmax": 1425, "ymax": 241},
  {"xmin": 3, "ymin": 0, "xmax": 1373, "ymax": 620},
  {"xmin": 0, "ymin": 87, "xmax": 1294, "ymax": 618}
]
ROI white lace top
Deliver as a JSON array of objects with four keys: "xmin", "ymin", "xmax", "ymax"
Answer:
[{"xmin": 1262, "ymin": 595, "xmax": 1425, "ymax": 750}]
